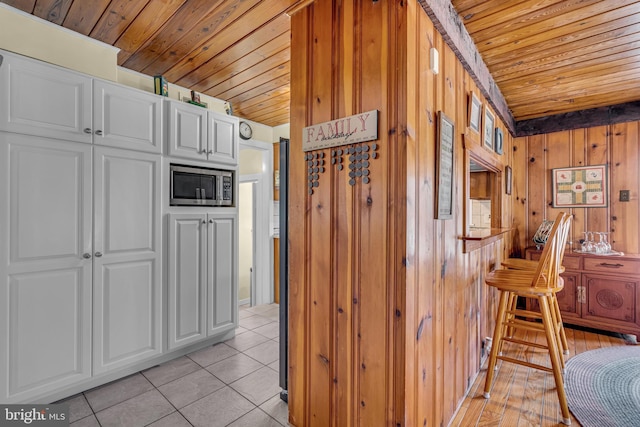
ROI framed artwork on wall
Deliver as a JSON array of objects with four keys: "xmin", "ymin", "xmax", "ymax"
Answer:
[
  {"xmin": 436, "ymin": 111, "xmax": 455, "ymax": 219},
  {"xmin": 494, "ymin": 127, "xmax": 504, "ymax": 155},
  {"xmin": 468, "ymin": 92, "xmax": 481, "ymax": 134},
  {"xmin": 552, "ymin": 164, "xmax": 608, "ymax": 208},
  {"xmin": 483, "ymin": 107, "xmax": 494, "ymax": 150}
]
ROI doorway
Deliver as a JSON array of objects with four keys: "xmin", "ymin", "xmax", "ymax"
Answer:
[
  {"xmin": 239, "ymin": 140, "xmax": 274, "ymax": 306},
  {"xmin": 238, "ymin": 181, "xmax": 255, "ymax": 306}
]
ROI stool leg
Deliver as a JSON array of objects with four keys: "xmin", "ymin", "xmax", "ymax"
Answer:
[
  {"xmin": 546, "ymin": 295, "xmax": 566, "ymax": 369},
  {"xmin": 539, "ymin": 295, "xmax": 571, "ymax": 425},
  {"xmin": 552, "ymin": 294, "xmax": 570, "ymax": 356},
  {"xmin": 505, "ymin": 292, "xmax": 517, "ymax": 338},
  {"xmin": 483, "ymin": 290, "xmax": 510, "ymax": 399}
]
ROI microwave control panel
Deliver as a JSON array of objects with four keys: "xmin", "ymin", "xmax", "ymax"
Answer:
[{"xmin": 222, "ymin": 176, "xmax": 233, "ymax": 201}]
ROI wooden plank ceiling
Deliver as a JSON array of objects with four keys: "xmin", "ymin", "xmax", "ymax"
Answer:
[
  {"xmin": 3, "ymin": 0, "xmax": 640, "ymax": 128},
  {"xmin": 451, "ymin": 0, "xmax": 640, "ymax": 122}
]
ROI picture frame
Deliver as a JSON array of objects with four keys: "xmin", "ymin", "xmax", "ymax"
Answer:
[
  {"xmin": 436, "ymin": 111, "xmax": 455, "ymax": 219},
  {"xmin": 552, "ymin": 164, "xmax": 608, "ymax": 208},
  {"xmin": 505, "ymin": 165, "xmax": 512, "ymax": 195},
  {"xmin": 468, "ymin": 92, "xmax": 481, "ymax": 134},
  {"xmin": 494, "ymin": 127, "xmax": 504, "ymax": 155},
  {"xmin": 483, "ymin": 107, "xmax": 495, "ymax": 150}
]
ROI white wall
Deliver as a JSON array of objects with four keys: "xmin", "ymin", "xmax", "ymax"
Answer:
[{"xmin": 0, "ymin": 4, "xmax": 118, "ymax": 81}]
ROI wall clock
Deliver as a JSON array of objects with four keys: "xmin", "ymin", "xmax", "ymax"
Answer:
[{"xmin": 239, "ymin": 121, "xmax": 253, "ymax": 140}]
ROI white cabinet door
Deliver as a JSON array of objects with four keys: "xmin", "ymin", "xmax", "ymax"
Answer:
[
  {"xmin": 168, "ymin": 214, "xmax": 207, "ymax": 349},
  {"xmin": 207, "ymin": 214, "xmax": 238, "ymax": 337},
  {"xmin": 208, "ymin": 112, "xmax": 238, "ymax": 165},
  {"xmin": 0, "ymin": 133, "xmax": 92, "ymax": 403},
  {"xmin": 93, "ymin": 80, "xmax": 163, "ymax": 154},
  {"xmin": 0, "ymin": 50, "xmax": 92, "ymax": 144},
  {"xmin": 167, "ymin": 101, "xmax": 207, "ymax": 161},
  {"xmin": 92, "ymin": 147, "xmax": 162, "ymax": 374}
]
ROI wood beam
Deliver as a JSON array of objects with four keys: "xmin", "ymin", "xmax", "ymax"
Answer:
[
  {"xmin": 516, "ymin": 101, "xmax": 640, "ymax": 136},
  {"xmin": 417, "ymin": 0, "xmax": 515, "ymax": 136}
]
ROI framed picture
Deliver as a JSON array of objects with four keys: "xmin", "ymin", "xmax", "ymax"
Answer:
[
  {"xmin": 552, "ymin": 164, "xmax": 608, "ymax": 208},
  {"xmin": 494, "ymin": 127, "xmax": 504, "ymax": 155},
  {"xmin": 483, "ymin": 107, "xmax": 495, "ymax": 150},
  {"xmin": 436, "ymin": 111, "xmax": 455, "ymax": 219},
  {"xmin": 468, "ymin": 92, "xmax": 481, "ymax": 134},
  {"xmin": 505, "ymin": 165, "xmax": 512, "ymax": 195}
]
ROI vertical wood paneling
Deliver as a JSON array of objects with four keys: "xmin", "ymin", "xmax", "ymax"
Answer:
[
  {"xmin": 288, "ymin": 6, "xmax": 310, "ymax": 427},
  {"xmin": 289, "ymin": 2, "xmax": 514, "ymax": 426},
  {"xmin": 513, "ymin": 122, "xmax": 640, "ymax": 257},
  {"xmin": 611, "ymin": 122, "xmax": 640, "ymax": 252}
]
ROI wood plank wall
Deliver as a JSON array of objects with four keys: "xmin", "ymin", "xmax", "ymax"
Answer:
[
  {"xmin": 513, "ymin": 122, "xmax": 640, "ymax": 255},
  {"xmin": 289, "ymin": 1, "xmax": 514, "ymax": 425}
]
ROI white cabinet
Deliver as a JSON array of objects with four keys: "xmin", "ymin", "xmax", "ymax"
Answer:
[
  {"xmin": 207, "ymin": 113, "xmax": 238, "ymax": 166},
  {"xmin": 92, "ymin": 147, "xmax": 162, "ymax": 374},
  {"xmin": 93, "ymin": 80, "xmax": 163, "ymax": 153},
  {"xmin": 0, "ymin": 133, "xmax": 93, "ymax": 403},
  {"xmin": 0, "ymin": 50, "xmax": 92, "ymax": 143},
  {"xmin": 0, "ymin": 134, "xmax": 163, "ymax": 401},
  {"xmin": 168, "ymin": 100, "xmax": 238, "ymax": 165},
  {"xmin": 0, "ymin": 50, "xmax": 163, "ymax": 153},
  {"xmin": 168, "ymin": 213, "xmax": 237, "ymax": 349}
]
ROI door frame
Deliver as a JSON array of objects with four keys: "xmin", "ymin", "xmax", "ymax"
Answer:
[{"xmin": 239, "ymin": 139, "xmax": 273, "ymax": 306}]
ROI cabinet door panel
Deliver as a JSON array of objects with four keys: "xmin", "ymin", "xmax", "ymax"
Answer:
[
  {"xmin": 93, "ymin": 147, "xmax": 162, "ymax": 374},
  {"xmin": 0, "ymin": 51, "xmax": 92, "ymax": 143},
  {"xmin": 168, "ymin": 101, "xmax": 207, "ymax": 160},
  {"xmin": 0, "ymin": 133, "xmax": 92, "ymax": 402},
  {"xmin": 94, "ymin": 260, "xmax": 159, "ymax": 372},
  {"xmin": 207, "ymin": 215, "xmax": 237, "ymax": 336},
  {"xmin": 583, "ymin": 274, "xmax": 637, "ymax": 324},
  {"xmin": 6, "ymin": 268, "xmax": 91, "ymax": 401},
  {"xmin": 168, "ymin": 214, "xmax": 207, "ymax": 349},
  {"xmin": 94, "ymin": 80, "xmax": 162, "ymax": 153},
  {"xmin": 556, "ymin": 273, "xmax": 580, "ymax": 320},
  {"xmin": 208, "ymin": 113, "xmax": 238, "ymax": 165}
]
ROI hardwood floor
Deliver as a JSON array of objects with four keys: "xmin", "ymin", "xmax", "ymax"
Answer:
[{"xmin": 450, "ymin": 325, "xmax": 630, "ymax": 426}]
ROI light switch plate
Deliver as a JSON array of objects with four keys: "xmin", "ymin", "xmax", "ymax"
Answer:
[{"xmin": 620, "ymin": 190, "xmax": 630, "ymax": 202}]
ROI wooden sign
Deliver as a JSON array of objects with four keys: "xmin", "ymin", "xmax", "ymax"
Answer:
[{"xmin": 302, "ymin": 110, "xmax": 378, "ymax": 152}]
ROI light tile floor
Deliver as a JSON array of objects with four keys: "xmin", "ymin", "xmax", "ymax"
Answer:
[{"xmin": 59, "ymin": 304, "xmax": 288, "ymax": 427}]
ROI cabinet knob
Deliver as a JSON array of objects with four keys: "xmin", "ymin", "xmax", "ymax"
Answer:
[
  {"xmin": 209, "ymin": 219, "xmax": 214, "ymax": 223},
  {"xmin": 84, "ymin": 128, "xmax": 92, "ymax": 134},
  {"xmin": 200, "ymin": 149, "xmax": 207, "ymax": 154},
  {"xmin": 208, "ymin": 150, "xmax": 213, "ymax": 155},
  {"xmin": 94, "ymin": 251, "xmax": 103, "ymax": 258},
  {"xmin": 95, "ymin": 130, "xmax": 103, "ymax": 136},
  {"xmin": 82, "ymin": 253, "xmax": 92, "ymax": 259},
  {"xmin": 202, "ymin": 220, "xmax": 207, "ymax": 224}
]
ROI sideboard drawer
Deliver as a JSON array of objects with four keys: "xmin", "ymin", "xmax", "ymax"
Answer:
[
  {"xmin": 583, "ymin": 257, "xmax": 640, "ymax": 275},
  {"xmin": 528, "ymin": 251, "xmax": 581, "ymax": 270}
]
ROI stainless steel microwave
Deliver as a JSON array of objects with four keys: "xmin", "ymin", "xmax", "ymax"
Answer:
[{"xmin": 170, "ymin": 164, "xmax": 234, "ymax": 206}]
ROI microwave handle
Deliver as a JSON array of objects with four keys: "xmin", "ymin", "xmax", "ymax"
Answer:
[{"xmin": 195, "ymin": 188, "xmax": 201, "ymax": 199}]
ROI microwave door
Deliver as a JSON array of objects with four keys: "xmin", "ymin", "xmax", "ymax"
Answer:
[
  {"xmin": 200, "ymin": 175, "xmax": 217, "ymax": 205},
  {"xmin": 172, "ymin": 171, "xmax": 201, "ymax": 205}
]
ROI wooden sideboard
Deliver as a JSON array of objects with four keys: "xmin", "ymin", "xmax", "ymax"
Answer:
[{"xmin": 526, "ymin": 247, "xmax": 640, "ymax": 338}]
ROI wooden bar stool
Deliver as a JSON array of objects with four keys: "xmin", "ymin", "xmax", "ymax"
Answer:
[
  {"xmin": 500, "ymin": 239, "xmax": 571, "ymax": 358},
  {"xmin": 483, "ymin": 212, "xmax": 573, "ymax": 425}
]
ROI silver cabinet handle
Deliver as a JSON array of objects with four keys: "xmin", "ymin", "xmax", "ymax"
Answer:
[
  {"xmin": 208, "ymin": 150, "xmax": 213, "ymax": 155},
  {"xmin": 83, "ymin": 253, "xmax": 92, "ymax": 259},
  {"xmin": 200, "ymin": 149, "xmax": 207, "ymax": 154},
  {"xmin": 95, "ymin": 130, "xmax": 103, "ymax": 136},
  {"xmin": 202, "ymin": 220, "xmax": 206, "ymax": 224},
  {"xmin": 209, "ymin": 219, "xmax": 214, "ymax": 223},
  {"xmin": 94, "ymin": 252, "xmax": 103, "ymax": 257},
  {"xmin": 84, "ymin": 128, "xmax": 92, "ymax": 134}
]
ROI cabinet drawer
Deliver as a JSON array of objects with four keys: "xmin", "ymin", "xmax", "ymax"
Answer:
[
  {"xmin": 528, "ymin": 251, "xmax": 581, "ymax": 270},
  {"xmin": 583, "ymin": 258, "xmax": 640, "ymax": 275}
]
